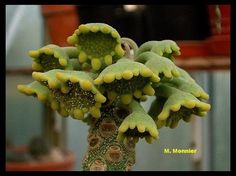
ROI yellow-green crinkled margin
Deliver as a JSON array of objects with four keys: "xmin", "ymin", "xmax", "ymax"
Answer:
[
  {"xmin": 136, "ymin": 52, "xmax": 181, "ymax": 80},
  {"xmin": 29, "ymin": 44, "xmax": 79, "ymax": 71},
  {"xmin": 94, "ymin": 58, "xmax": 160, "ymax": 104},
  {"xmin": 153, "ymin": 84, "xmax": 211, "ymax": 129},
  {"xmin": 136, "ymin": 40, "xmax": 181, "ymax": 60},
  {"xmin": 67, "ymin": 23, "xmax": 125, "ymax": 71},
  {"xmin": 17, "ymin": 81, "xmax": 50, "ymax": 102},
  {"xmin": 32, "ymin": 69, "xmax": 106, "ymax": 119},
  {"xmin": 117, "ymin": 100, "xmax": 159, "ymax": 144}
]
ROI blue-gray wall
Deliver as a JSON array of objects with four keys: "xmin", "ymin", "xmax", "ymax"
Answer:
[{"xmin": 6, "ymin": 5, "xmax": 43, "ymax": 145}]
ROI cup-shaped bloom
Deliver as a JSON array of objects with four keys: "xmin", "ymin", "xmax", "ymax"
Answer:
[
  {"xmin": 163, "ymin": 77, "xmax": 209, "ymax": 100},
  {"xmin": 136, "ymin": 40, "xmax": 181, "ymax": 60},
  {"xmin": 153, "ymin": 84, "xmax": 211, "ymax": 129},
  {"xmin": 17, "ymin": 80, "xmax": 67, "ymax": 116},
  {"xmin": 94, "ymin": 58, "xmax": 160, "ymax": 104},
  {"xmin": 136, "ymin": 52, "xmax": 180, "ymax": 80},
  {"xmin": 28, "ymin": 44, "xmax": 79, "ymax": 71},
  {"xmin": 32, "ymin": 69, "xmax": 106, "ymax": 119},
  {"xmin": 67, "ymin": 23, "xmax": 125, "ymax": 71},
  {"xmin": 117, "ymin": 100, "xmax": 159, "ymax": 144}
]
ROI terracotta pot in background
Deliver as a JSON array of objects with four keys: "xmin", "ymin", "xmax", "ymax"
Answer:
[
  {"xmin": 207, "ymin": 5, "xmax": 230, "ymax": 56},
  {"xmin": 41, "ymin": 5, "xmax": 80, "ymax": 46},
  {"xmin": 178, "ymin": 5, "xmax": 230, "ymax": 59},
  {"xmin": 6, "ymin": 146, "xmax": 76, "ymax": 171}
]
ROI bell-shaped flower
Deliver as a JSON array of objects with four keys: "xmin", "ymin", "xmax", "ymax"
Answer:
[
  {"xmin": 67, "ymin": 23, "xmax": 125, "ymax": 71},
  {"xmin": 94, "ymin": 58, "xmax": 160, "ymax": 104},
  {"xmin": 117, "ymin": 100, "xmax": 159, "ymax": 144}
]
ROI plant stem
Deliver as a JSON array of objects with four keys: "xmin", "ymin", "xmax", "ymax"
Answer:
[
  {"xmin": 82, "ymin": 107, "xmax": 136, "ymax": 171},
  {"xmin": 121, "ymin": 37, "xmax": 139, "ymax": 58}
]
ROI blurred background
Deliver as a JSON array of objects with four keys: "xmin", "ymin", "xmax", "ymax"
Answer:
[{"xmin": 6, "ymin": 5, "xmax": 230, "ymax": 171}]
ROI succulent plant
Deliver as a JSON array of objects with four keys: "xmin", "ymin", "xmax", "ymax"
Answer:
[
  {"xmin": 17, "ymin": 23, "xmax": 211, "ymax": 171},
  {"xmin": 28, "ymin": 136, "xmax": 51, "ymax": 160}
]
